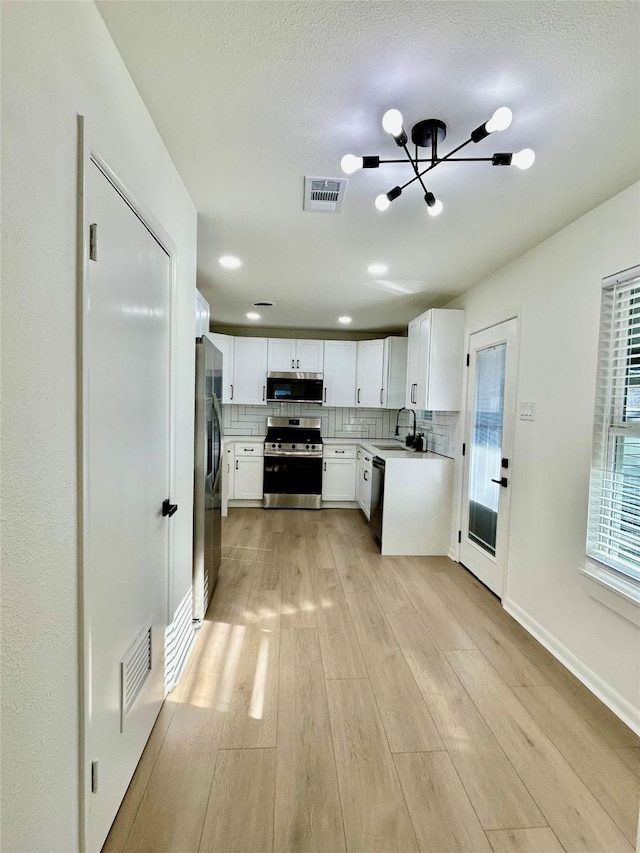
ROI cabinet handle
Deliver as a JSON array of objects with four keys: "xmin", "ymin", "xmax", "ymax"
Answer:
[
  {"xmin": 357, "ymin": 388, "xmax": 360, "ymax": 404},
  {"xmin": 235, "ymin": 460, "xmax": 239, "ymax": 470},
  {"xmin": 365, "ymin": 456, "xmax": 370, "ymax": 462},
  {"xmin": 335, "ymin": 450, "xmax": 345, "ymax": 454},
  {"xmin": 262, "ymin": 385, "xmax": 266, "ymax": 401},
  {"xmin": 243, "ymin": 448, "xmax": 254, "ymax": 452},
  {"xmin": 411, "ymin": 383, "xmax": 417, "ymax": 405},
  {"xmin": 227, "ymin": 463, "xmax": 229, "ymax": 473},
  {"xmin": 324, "ymin": 461, "xmax": 327, "ymax": 472},
  {"xmin": 297, "ymin": 359, "xmax": 299, "ymax": 368},
  {"xmin": 291, "ymin": 359, "xmax": 295, "ymax": 368},
  {"xmin": 364, "ymin": 471, "xmax": 368, "ymax": 481},
  {"xmin": 230, "ymin": 383, "xmax": 234, "ymax": 400},
  {"xmin": 324, "ymin": 387, "xmax": 327, "ymax": 403},
  {"xmin": 380, "ymin": 388, "xmax": 384, "ymax": 405}
]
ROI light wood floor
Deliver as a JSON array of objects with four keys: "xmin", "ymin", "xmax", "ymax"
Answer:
[{"xmin": 105, "ymin": 509, "xmax": 640, "ymax": 853}]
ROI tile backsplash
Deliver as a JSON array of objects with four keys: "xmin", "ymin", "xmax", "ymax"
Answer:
[{"xmin": 222, "ymin": 403, "xmax": 457, "ymax": 458}]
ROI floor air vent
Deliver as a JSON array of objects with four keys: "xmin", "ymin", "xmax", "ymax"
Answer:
[
  {"xmin": 304, "ymin": 177, "xmax": 347, "ymax": 213},
  {"xmin": 120, "ymin": 620, "xmax": 153, "ymax": 731}
]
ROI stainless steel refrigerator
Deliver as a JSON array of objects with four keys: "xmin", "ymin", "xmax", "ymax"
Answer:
[{"xmin": 193, "ymin": 336, "xmax": 223, "ymax": 623}]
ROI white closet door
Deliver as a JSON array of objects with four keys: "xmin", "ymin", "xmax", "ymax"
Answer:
[{"xmin": 85, "ymin": 161, "xmax": 171, "ymax": 852}]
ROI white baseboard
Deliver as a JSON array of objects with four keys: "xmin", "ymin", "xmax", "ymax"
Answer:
[
  {"xmin": 448, "ymin": 548, "xmax": 457, "ymax": 562},
  {"xmin": 503, "ymin": 597, "xmax": 640, "ymax": 736}
]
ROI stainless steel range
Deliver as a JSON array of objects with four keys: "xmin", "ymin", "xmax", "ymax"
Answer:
[{"xmin": 263, "ymin": 417, "xmax": 323, "ymax": 509}]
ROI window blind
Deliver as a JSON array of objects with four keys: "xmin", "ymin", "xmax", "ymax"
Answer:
[{"xmin": 586, "ymin": 266, "xmax": 640, "ymax": 583}]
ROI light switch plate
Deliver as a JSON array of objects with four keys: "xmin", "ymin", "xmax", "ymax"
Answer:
[{"xmin": 519, "ymin": 401, "xmax": 536, "ymax": 421}]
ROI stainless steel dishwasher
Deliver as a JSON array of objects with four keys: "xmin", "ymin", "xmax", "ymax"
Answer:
[{"xmin": 370, "ymin": 456, "xmax": 385, "ymax": 547}]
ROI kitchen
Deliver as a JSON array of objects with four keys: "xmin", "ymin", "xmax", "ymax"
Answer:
[{"xmin": 3, "ymin": 2, "xmax": 639, "ymax": 852}]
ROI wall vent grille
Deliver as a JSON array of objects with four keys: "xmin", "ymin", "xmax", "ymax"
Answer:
[
  {"xmin": 120, "ymin": 620, "xmax": 152, "ymax": 730},
  {"xmin": 303, "ymin": 177, "xmax": 347, "ymax": 213}
]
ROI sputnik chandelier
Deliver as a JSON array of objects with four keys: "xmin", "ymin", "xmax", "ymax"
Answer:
[{"xmin": 341, "ymin": 107, "xmax": 534, "ymax": 216}]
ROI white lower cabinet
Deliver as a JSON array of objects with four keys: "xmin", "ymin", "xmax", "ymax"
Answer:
[
  {"xmin": 322, "ymin": 445, "xmax": 357, "ymax": 501},
  {"xmin": 356, "ymin": 448, "xmax": 373, "ymax": 518},
  {"xmin": 229, "ymin": 442, "xmax": 264, "ymax": 500}
]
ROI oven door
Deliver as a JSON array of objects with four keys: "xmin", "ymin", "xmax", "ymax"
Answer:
[{"xmin": 263, "ymin": 455, "xmax": 323, "ymax": 509}]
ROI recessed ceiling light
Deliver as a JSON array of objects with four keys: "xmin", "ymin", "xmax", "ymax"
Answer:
[
  {"xmin": 338, "ymin": 316, "xmax": 352, "ymax": 324},
  {"xmin": 246, "ymin": 311, "xmax": 261, "ymax": 321},
  {"xmin": 219, "ymin": 255, "xmax": 242, "ymax": 269},
  {"xmin": 367, "ymin": 263, "xmax": 388, "ymax": 275}
]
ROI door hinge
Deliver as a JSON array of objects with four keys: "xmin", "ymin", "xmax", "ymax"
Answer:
[
  {"xmin": 458, "ymin": 530, "xmax": 462, "ymax": 543},
  {"xmin": 462, "ymin": 442, "xmax": 466, "ymax": 457},
  {"xmin": 89, "ymin": 223, "xmax": 98, "ymax": 261},
  {"xmin": 466, "ymin": 353, "xmax": 470, "ymax": 367},
  {"xmin": 91, "ymin": 760, "xmax": 99, "ymax": 793}
]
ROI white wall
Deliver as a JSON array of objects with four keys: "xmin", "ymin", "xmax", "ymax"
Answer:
[
  {"xmin": 447, "ymin": 182, "xmax": 640, "ymax": 728},
  {"xmin": 0, "ymin": 2, "xmax": 197, "ymax": 850}
]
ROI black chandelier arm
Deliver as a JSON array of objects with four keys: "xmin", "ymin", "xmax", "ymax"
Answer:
[{"xmin": 402, "ymin": 143, "xmax": 430, "ymax": 195}]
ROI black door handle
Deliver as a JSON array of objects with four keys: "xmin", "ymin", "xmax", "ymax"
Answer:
[
  {"xmin": 491, "ymin": 477, "xmax": 508, "ymax": 488},
  {"xmin": 162, "ymin": 498, "xmax": 178, "ymax": 517}
]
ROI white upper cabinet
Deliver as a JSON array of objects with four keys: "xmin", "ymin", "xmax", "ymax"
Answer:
[
  {"xmin": 356, "ymin": 337, "xmax": 407, "ymax": 409},
  {"xmin": 356, "ymin": 339, "xmax": 385, "ymax": 407},
  {"xmin": 208, "ymin": 332, "xmax": 235, "ymax": 403},
  {"xmin": 233, "ymin": 337, "xmax": 268, "ymax": 405},
  {"xmin": 267, "ymin": 338, "xmax": 324, "ymax": 372},
  {"xmin": 381, "ymin": 337, "xmax": 408, "ymax": 409},
  {"xmin": 323, "ymin": 340, "xmax": 357, "ymax": 407},
  {"xmin": 405, "ymin": 308, "xmax": 464, "ymax": 411}
]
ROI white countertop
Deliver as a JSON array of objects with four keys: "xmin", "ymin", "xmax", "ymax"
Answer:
[{"xmin": 223, "ymin": 434, "xmax": 451, "ymax": 462}]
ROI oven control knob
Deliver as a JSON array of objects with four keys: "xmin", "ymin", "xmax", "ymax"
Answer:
[
  {"xmin": 272, "ymin": 443, "xmax": 276, "ymax": 448},
  {"xmin": 278, "ymin": 443, "xmax": 282, "ymax": 449},
  {"xmin": 311, "ymin": 444, "xmax": 316, "ymax": 450},
  {"xmin": 291, "ymin": 444, "xmax": 296, "ymax": 449},
  {"xmin": 306, "ymin": 444, "xmax": 310, "ymax": 449}
]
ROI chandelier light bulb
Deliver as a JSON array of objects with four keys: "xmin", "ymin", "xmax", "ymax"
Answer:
[
  {"xmin": 367, "ymin": 263, "xmax": 388, "ymax": 275},
  {"xmin": 375, "ymin": 193, "xmax": 391, "ymax": 212},
  {"xmin": 427, "ymin": 199, "xmax": 444, "ymax": 217},
  {"xmin": 338, "ymin": 316, "xmax": 352, "ymax": 324},
  {"xmin": 512, "ymin": 148, "xmax": 535, "ymax": 170},
  {"xmin": 382, "ymin": 108, "xmax": 404, "ymax": 137},
  {"xmin": 246, "ymin": 311, "xmax": 261, "ymax": 320},
  {"xmin": 486, "ymin": 106, "xmax": 513, "ymax": 134},
  {"xmin": 341, "ymin": 154, "xmax": 363, "ymax": 175}
]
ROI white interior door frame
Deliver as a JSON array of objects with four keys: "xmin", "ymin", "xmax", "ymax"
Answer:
[
  {"xmin": 450, "ymin": 310, "xmax": 521, "ymax": 573},
  {"xmin": 77, "ymin": 116, "xmax": 179, "ymax": 853}
]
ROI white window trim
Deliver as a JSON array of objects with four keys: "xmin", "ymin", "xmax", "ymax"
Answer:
[
  {"xmin": 583, "ymin": 263, "xmax": 640, "ymax": 623},
  {"xmin": 580, "ymin": 560, "xmax": 640, "ymax": 625}
]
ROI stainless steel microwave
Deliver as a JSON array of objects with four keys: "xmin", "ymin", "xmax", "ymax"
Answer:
[{"xmin": 266, "ymin": 372, "xmax": 324, "ymax": 404}]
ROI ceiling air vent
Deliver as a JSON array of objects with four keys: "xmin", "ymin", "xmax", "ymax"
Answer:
[
  {"xmin": 253, "ymin": 301, "xmax": 275, "ymax": 308},
  {"xmin": 303, "ymin": 176, "xmax": 348, "ymax": 213}
]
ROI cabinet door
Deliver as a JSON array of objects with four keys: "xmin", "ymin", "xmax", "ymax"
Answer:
[
  {"xmin": 233, "ymin": 457, "xmax": 264, "ymax": 499},
  {"xmin": 415, "ymin": 313, "xmax": 432, "ymax": 410},
  {"xmin": 296, "ymin": 339, "xmax": 324, "ymax": 372},
  {"xmin": 382, "ymin": 337, "xmax": 408, "ymax": 409},
  {"xmin": 322, "ymin": 458, "xmax": 356, "ymax": 501},
  {"xmin": 356, "ymin": 339, "xmax": 384, "ymax": 408},
  {"xmin": 323, "ymin": 340, "xmax": 357, "ymax": 407},
  {"xmin": 233, "ymin": 337, "xmax": 268, "ymax": 404},
  {"xmin": 209, "ymin": 332, "xmax": 235, "ymax": 403},
  {"xmin": 267, "ymin": 339, "xmax": 296, "ymax": 372},
  {"xmin": 405, "ymin": 318, "xmax": 421, "ymax": 408},
  {"xmin": 426, "ymin": 309, "xmax": 465, "ymax": 411},
  {"xmin": 224, "ymin": 445, "xmax": 235, "ymax": 513}
]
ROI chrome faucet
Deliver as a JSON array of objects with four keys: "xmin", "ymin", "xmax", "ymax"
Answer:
[{"xmin": 395, "ymin": 407, "xmax": 417, "ymax": 440}]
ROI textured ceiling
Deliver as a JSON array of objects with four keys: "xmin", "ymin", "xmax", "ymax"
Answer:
[{"xmin": 97, "ymin": 1, "xmax": 639, "ymax": 331}]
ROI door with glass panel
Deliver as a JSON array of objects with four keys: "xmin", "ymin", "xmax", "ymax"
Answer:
[{"xmin": 459, "ymin": 319, "xmax": 518, "ymax": 597}]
